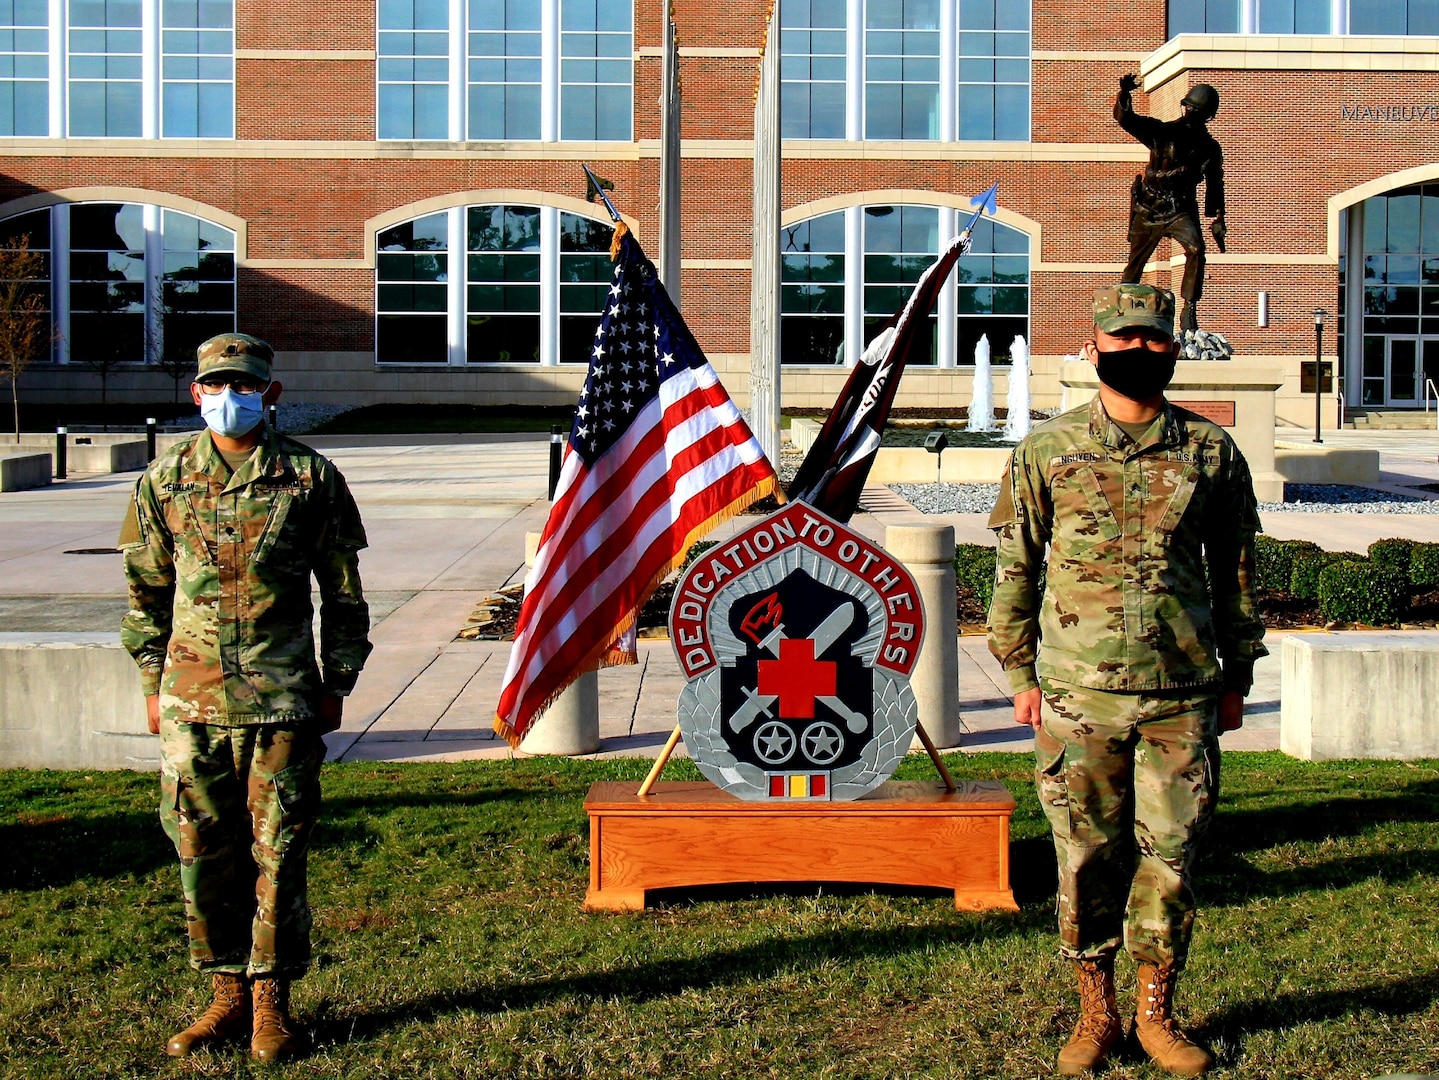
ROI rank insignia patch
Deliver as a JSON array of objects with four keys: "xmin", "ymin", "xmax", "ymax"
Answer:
[{"xmin": 668, "ymin": 503, "xmax": 925, "ymax": 801}]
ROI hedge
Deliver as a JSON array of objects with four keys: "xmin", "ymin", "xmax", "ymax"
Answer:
[
  {"xmin": 1254, "ymin": 536, "xmax": 1321, "ymax": 593},
  {"xmin": 1368, "ymin": 537, "xmax": 1416, "ymax": 576},
  {"xmin": 1290, "ymin": 549, "xmax": 1357, "ymax": 600},
  {"xmin": 1411, "ymin": 542, "xmax": 1439, "ymax": 589},
  {"xmin": 1318, "ymin": 560, "xmax": 1409, "ymax": 625},
  {"xmin": 955, "ymin": 544, "xmax": 998, "ymax": 614}
]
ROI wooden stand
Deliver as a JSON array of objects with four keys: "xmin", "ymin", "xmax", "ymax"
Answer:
[{"xmin": 584, "ymin": 780, "xmax": 1018, "ymax": 912}]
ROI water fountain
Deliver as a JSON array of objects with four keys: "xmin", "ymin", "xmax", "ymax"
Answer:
[
  {"xmin": 1001, "ymin": 335, "xmax": 1031, "ymax": 442},
  {"xmin": 966, "ymin": 334, "xmax": 996, "ymax": 432}
]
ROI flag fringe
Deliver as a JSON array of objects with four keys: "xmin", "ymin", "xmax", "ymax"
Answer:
[{"xmin": 492, "ymin": 470, "xmax": 777, "ymax": 749}]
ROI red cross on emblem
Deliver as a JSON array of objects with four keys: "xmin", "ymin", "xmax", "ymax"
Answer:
[{"xmin": 757, "ymin": 638, "xmax": 836, "ymax": 719}]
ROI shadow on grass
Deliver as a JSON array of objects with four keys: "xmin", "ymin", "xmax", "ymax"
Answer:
[
  {"xmin": 1213, "ymin": 780, "xmax": 1439, "ymax": 854},
  {"xmin": 1, "ymin": 812, "xmax": 171, "ymax": 890},
  {"xmin": 1196, "ymin": 968, "xmax": 1439, "ymax": 1066},
  {"xmin": 309, "ymin": 914, "xmax": 1052, "ymax": 1049}
]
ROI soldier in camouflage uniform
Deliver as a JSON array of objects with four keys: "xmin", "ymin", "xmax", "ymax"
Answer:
[
  {"xmin": 987, "ymin": 285, "xmax": 1265, "ymax": 1077},
  {"xmin": 120, "ymin": 333, "xmax": 371, "ymax": 1064}
]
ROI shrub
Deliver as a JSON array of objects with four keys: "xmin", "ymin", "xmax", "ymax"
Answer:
[
  {"xmin": 1290, "ymin": 549, "xmax": 1358, "ymax": 600},
  {"xmin": 1368, "ymin": 537, "xmax": 1416, "ymax": 575},
  {"xmin": 1410, "ymin": 542, "xmax": 1439, "ymax": 589},
  {"xmin": 1254, "ymin": 536, "xmax": 1320, "ymax": 593},
  {"xmin": 1318, "ymin": 560, "xmax": 1409, "ymax": 625},
  {"xmin": 955, "ymin": 544, "xmax": 998, "ymax": 614}
]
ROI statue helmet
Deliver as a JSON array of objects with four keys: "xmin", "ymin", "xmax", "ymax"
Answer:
[{"xmin": 1180, "ymin": 84, "xmax": 1219, "ymax": 120}]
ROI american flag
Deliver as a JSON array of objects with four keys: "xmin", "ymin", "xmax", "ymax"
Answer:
[{"xmin": 494, "ymin": 227, "xmax": 779, "ymax": 747}]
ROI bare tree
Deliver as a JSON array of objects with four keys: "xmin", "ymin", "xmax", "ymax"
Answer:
[{"xmin": 0, "ymin": 236, "xmax": 49, "ymax": 444}]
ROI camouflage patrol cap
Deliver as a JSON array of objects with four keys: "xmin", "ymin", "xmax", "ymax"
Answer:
[
  {"xmin": 196, "ymin": 333, "xmax": 273, "ymax": 382},
  {"xmin": 1092, "ymin": 284, "xmax": 1176, "ymax": 338}
]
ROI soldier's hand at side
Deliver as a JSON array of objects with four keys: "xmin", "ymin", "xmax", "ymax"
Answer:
[
  {"xmin": 1013, "ymin": 687, "xmax": 1043, "ymax": 729},
  {"xmin": 318, "ymin": 694, "xmax": 344, "ymax": 734},
  {"xmin": 146, "ymin": 694, "xmax": 161, "ymax": 735},
  {"xmin": 1218, "ymin": 690, "xmax": 1243, "ymax": 732},
  {"xmin": 1119, "ymin": 73, "xmax": 1139, "ymax": 93},
  {"xmin": 1211, "ymin": 215, "xmax": 1227, "ymax": 253}
]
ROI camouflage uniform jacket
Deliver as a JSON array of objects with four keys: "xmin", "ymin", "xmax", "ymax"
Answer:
[
  {"xmin": 987, "ymin": 395, "xmax": 1267, "ymax": 695},
  {"xmin": 120, "ymin": 426, "xmax": 372, "ymax": 725}
]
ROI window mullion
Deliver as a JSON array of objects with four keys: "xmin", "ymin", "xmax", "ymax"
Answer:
[
  {"xmin": 937, "ymin": 205, "xmax": 957, "ymax": 366},
  {"xmin": 847, "ymin": 0, "xmax": 863, "ymax": 141},
  {"xmin": 144, "ymin": 204, "xmax": 163, "ymax": 362},
  {"xmin": 448, "ymin": 206, "xmax": 465, "ymax": 365},
  {"xmin": 1333, "ymin": 0, "xmax": 1349, "ymax": 34},
  {"xmin": 541, "ymin": 0, "xmax": 558, "ymax": 141},
  {"xmin": 48, "ymin": 0, "xmax": 64, "ymax": 136},
  {"xmin": 540, "ymin": 205, "xmax": 559, "ymax": 365},
  {"xmin": 53, "ymin": 204, "xmax": 70, "ymax": 363},
  {"xmin": 940, "ymin": 0, "xmax": 955, "ymax": 141},
  {"xmin": 142, "ymin": 0, "xmax": 159, "ymax": 138},
  {"xmin": 449, "ymin": 0, "xmax": 464, "ymax": 140},
  {"xmin": 844, "ymin": 205, "xmax": 863, "ymax": 364}
]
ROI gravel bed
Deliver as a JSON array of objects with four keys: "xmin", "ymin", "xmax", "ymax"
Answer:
[{"xmin": 890, "ymin": 482, "xmax": 1439, "ymax": 515}]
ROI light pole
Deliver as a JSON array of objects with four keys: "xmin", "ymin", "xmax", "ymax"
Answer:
[{"xmin": 1313, "ymin": 309, "xmax": 1327, "ymax": 444}]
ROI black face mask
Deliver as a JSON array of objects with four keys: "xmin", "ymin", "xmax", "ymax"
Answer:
[{"xmin": 1095, "ymin": 345, "xmax": 1175, "ymax": 401}]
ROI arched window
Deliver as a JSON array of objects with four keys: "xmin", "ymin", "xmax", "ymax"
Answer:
[
  {"xmin": 781, "ymin": 0, "xmax": 1031, "ymax": 142},
  {"xmin": 0, "ymin": 202, "xmax": 235, "ymax": 364},
  {"xmin": 375, "ymin": 203, "xmax": 614, "ymax": 364},
  {"xmin": 781, "ymin": 203, "xmax": 1030, "ymax": 366}
]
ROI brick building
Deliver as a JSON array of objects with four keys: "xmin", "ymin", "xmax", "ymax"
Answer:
[{"xmin": 4, "ymin": 0, "xmax": 1439, "ymax": 426}]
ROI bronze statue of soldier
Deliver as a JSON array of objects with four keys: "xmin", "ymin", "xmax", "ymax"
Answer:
[{"xmin": 1115, "ymin": 75, "xmax": 1225, "ymax": 334}]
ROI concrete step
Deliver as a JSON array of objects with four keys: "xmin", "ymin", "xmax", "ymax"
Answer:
[{"xmin": 1347, "ymin": 411, "xmax": 1439, "ymax": 430}]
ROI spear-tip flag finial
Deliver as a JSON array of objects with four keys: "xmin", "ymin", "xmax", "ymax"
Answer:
[{"xmin": 581, "ymin": 164, "xmax": 622, "ymax": 224}]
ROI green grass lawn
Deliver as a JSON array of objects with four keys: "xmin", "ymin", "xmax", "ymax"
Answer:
[{"xmin": 3, "ymin": 753, "xmax": 1438, "ymax": 1079}]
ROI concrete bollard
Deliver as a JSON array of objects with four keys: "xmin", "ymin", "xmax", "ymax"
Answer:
[
  {"xmin": 886, "ymin": 523, "xmax": 963, "ymax": 749},
  {"xmin": 516, "ymin": 531, "xmax": 600, "ymax": 756}
]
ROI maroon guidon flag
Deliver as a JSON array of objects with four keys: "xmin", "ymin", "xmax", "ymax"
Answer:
[
  {"xmin": 494, "ymin": 225, "xmax": 778, "ymax": 747},
  {"xmin": 787, "ymin": 183, "xmax": 998, "ymax": 521}
]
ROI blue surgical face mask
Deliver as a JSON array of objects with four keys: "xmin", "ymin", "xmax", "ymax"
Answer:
[{"xmin": 199, "ymin": 386, "xmax": 267, "ymax": 438}]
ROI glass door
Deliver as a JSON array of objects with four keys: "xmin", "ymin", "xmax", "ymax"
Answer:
[{"xmin": 1387, "ymin": 337, "xmax": 1421, "ymax": 405}]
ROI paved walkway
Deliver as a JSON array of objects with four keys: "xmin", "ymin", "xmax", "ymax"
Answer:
[{"xmin": 3, "ymin": 427, "xmax": 1438, "ymax": 764}]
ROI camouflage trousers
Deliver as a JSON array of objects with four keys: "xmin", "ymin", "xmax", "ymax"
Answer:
[
  {"xmin": 159, "ymin": 719, "xmax": 323, "ymax": 979},
  {"xmin": 1035, "ymin": 678, "xmax": 1220, "ymax": 970}
]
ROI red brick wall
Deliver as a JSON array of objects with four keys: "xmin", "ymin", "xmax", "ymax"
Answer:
[{"xmin": 0, "ymin": 0, "xmax": 1433, "ymax": 390}]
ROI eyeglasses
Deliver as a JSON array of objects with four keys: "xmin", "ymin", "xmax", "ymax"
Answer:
[{"xmin": 196, "ymin": 378, "xmax": 268, "ymax": 396}]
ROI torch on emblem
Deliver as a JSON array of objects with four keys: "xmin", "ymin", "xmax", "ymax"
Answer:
[{"xmin": 669, "ymin": 504, "xmax": 924, "ymax": 802}]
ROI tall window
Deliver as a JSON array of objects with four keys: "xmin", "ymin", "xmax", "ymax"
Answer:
[
  {"xmin": 0, "ymin": 0, "xmax": 233, "ymax": 137},
  {"xmin": 377, "ymin": 0, "xmax": 634, "ymax": 141},
  {"xmin": 1169, "ymin": 0, "xmax": 1439, "ymax": 35},
  {"xmin": 0, "ymin": 202, "xmax": 235, "ymax": 363},
  {"xmin": 781, "ymin": 0, "xmax": 1031, "ymax": 141},
  {"xmin": 0, "ymin": 209, "xmax": 52, "ymax": 359},
  {"xmin": 0, "ymin": 0, "xmax": 48, "ymax": 135},
  {"xmin": 375, "ymin": 203, "xmax": 613, "ymax": 364},
  {"xmin": 780, "ymin": 204, "xmax": 1030, "ymax": 366},
  {"xmin": 781, "ymin": 210, "xmax": 845, "ymax": 364}
]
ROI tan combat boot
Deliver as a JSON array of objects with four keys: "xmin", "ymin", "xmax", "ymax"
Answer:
[
  {"xmin": 1056, "ymin": 956, "xmax": 1123, "ymax": 1075},
  {"xmin": 166, "ymin": 972, "xmax": 250, "ymax": 1056},
  {"xmin": 250, "ymin": 977, "xmax": 302, "ymax": 1063},
  {"xmin": 1132, "ymin": 963, "xmax": 1213, "ymax": 1077}
]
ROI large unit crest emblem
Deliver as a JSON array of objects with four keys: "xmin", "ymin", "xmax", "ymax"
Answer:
[{"xmin": 669, "ymin": 504, "xmax": 925, "ymax": 801}]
